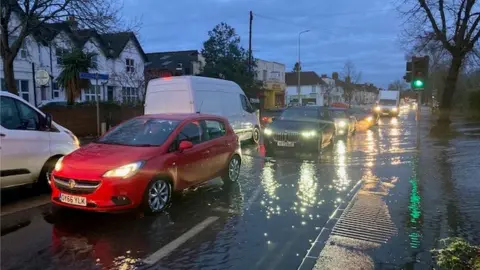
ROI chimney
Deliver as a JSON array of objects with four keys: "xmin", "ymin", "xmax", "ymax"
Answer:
[
  {"xmin": 321, "ymin": 74, "xmax": 327, "ymax": 78},
  {"xmin": 332, "ymin": 72, "xmax": 338, "ymax": 80},
  {"xmin": 67, "ymin": 16, "xmax": 78, "ymax": 30}
]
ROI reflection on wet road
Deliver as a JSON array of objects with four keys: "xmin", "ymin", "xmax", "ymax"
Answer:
[{"xmin": 1, "ymin": 111, "xmax": 434, "ymax": 270}]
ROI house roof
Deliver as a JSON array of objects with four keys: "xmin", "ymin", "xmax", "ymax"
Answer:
[
  {"xmin": 285, "ymin": 71, "xmax": 326, "ymax": 86},
  {"xmin": 146, "ymin": 50, "xmax": 200, "ymax": 70},
  {"xmin": 4, "ymin": 2, "xmax": 147, "ymax": 62}
]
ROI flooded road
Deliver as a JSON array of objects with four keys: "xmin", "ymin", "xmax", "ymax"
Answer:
[{"xmin": 2, "ymin": 109, "xmax": 480, "ymax": 270}]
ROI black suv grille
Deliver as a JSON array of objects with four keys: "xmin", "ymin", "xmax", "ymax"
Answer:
[{"xmin": 273, "ymin": 132, "xmax": 300, "ymax": 142}]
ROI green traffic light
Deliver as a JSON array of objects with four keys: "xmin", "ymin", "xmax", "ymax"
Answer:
[{"xmin": 413, "ymin": 80, "xmax": 424, "ymax": 88}]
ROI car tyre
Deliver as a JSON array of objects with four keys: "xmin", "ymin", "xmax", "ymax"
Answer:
[
  {"xmin": 250, "ymin": 127, "xmax": 260, "ymax": 144},
  {"xmin": 142, "ymin": 178, "xmax": 172, "ymax": 214},
  {"xmin": 222, "ymin": 155, "xmax": 241, "ymax": 184},
  {"xmin": 36, "ymin": 157, "xmax": 59, "ymax": 192}
]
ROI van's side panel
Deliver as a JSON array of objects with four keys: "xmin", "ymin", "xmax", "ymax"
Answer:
[{"xmin": 144, "ymin": 78, "xmax": 194, "ymax": 114}]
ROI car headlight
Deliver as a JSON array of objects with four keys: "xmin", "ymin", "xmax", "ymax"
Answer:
[
  {"xmin": 301, "ymin": 130, "xmax": 317, "ymax": 138},
  {"xmin": 264, "ymin": 128, "xmax": 273, "ymax": 136},
  {"xmin": 337, "ymin": 121, "xmax": 347, "ymax": 128},
  {"xmin": 103, "ymin": 161, "xmax": 144, "ymax": 178},
  {"xmin": 375, "ymin": 106, "xmax": 381, "ymax": 111},
  {"xmin": 54, "ymin": 156, "xmax": 64, "ymax": 172},
  {"xmin": 391, "ymin": 107, "xmax": 398, "ymax": 112},
  {"xmin": 367, "ymin": 116, "xmax": 373, "ymax": 121},
  {"xmin": 64, "ymin": 130, "xmax": 80, "ymax": 147}
]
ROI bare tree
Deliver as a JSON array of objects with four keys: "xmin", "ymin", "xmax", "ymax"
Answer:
[
  {"xmin": 388, "ymin": 79, "xmax": 409, "ymax": 91},
  {"xmin": 0, "ymin": 0, "xmax": 138, "ymax": 94},
  {"xmin": 399, "ymin": 0, "xmax": 480, "ymax": 125},
  {"xmin": 110, "ymin": 62, "xmax": 146, "ymax": 105},
  {"xmin": 341, "ymin": 60, "xmax": 362, "ymax": 106}
]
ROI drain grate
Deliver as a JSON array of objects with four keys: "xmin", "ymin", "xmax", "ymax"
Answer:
[{"xmin": 331, "ymin": 193, "xmax": 397, "ymax": 244}]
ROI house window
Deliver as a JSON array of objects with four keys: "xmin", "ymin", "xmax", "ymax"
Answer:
[
  {"xmin": 312, "ymin": 85, "xmax": 316, "ymax": 93},
  {"xmin": 126, "ymin": 58, "xmax": 135, "ymax": 73},
  {"xmin": 20, "ymin": 42, "xmax": 28, "ymax": 59},
  {"xmin": 263, "ymin": 70, "xmax": 267, "ymax": 81},
  {"xmin": 15, "ymin": 80, "xmax": 30, "ymax": 102},
  {"xmin": 56, "ymin": 48, "xmax": 69, "ymax": 64},
  {"xmin": 122, "ymin": 87, "xmax": 137, "ymax": 103},
  {"xmin": 84, "ymin": 85, "xmax": 100, "ymax": 101},
  {"xmin": 1, "ymin": 78, "xmax": 6, "ymax": 91},
  {"xmin": 52, "ymin": 82, "xmax": 60, "ymax": 98}
]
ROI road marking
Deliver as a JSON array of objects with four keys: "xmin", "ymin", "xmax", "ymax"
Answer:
[
  {"xmin": 1, "ymin": 195, "xmax": 50, "ymax": 217},
  {"xmin": 143, "ymin": 216, "xmax": 219, "ymax": 265}
]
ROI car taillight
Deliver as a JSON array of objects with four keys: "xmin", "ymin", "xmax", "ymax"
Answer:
[{"xmin": 262, "ymin": 117, "xmax": 268, "ymax": 122}]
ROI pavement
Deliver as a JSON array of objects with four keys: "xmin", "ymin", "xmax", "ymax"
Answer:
[{"xmin": 2, "ymin": 107, "xmax": 480, "ymax": 270}]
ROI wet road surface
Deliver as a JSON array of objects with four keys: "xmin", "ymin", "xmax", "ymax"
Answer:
[{"xmin": 1, "ymin": 109, "xmax": 439, "ymax": 270}]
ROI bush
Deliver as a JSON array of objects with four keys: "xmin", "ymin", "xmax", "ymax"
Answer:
[{"xmin": 431, "ymin": 237, "xmax": 480, "ymax": 269}]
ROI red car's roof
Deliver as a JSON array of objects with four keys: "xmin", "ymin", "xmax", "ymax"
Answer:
[{"xmin": 137, "ymin": 113, "xmax": 225, "ymax": 121}]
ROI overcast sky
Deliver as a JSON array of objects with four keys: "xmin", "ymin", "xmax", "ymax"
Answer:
[{"xmin": 123, "ymin": 0, "xmax": 406, "ymax": 88}]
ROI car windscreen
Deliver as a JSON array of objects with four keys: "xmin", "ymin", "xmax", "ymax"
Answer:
[
  {"xmin": 330, "ymin": 110, "xmax": 347, "ymax": 118},
  {"xmin": 279, "ymin": 108, "xmax": 319, "ymax": 122},
  {"xmin": 98, "ymin": 118, "xmax": 180, "ymax": 146},
  {"xmin": 379, "ymin": 99, "xmax": 397, "ymax": 106}
]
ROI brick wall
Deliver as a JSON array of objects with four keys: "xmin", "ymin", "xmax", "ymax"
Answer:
[{"xmin": 41, "ymin": 104, "xmax": 144, "ymax": 137}]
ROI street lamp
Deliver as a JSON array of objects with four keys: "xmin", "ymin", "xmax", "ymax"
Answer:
[{"xmin": 297, "ymin": 30, "xmax": 310, "ymax": 104}]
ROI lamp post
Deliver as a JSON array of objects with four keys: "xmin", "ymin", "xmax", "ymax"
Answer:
[{"xmin": 297, "ymin": 30, "xmax": 310, "ymax": 104}]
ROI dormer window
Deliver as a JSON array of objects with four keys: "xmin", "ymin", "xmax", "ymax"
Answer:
[{"xmin": 126, "ymin": 58, "xmax": 135, "ymax": 73}]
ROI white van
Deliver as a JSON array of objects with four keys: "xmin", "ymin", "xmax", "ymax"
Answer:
[
  {"xmin": 0, "ymin": 91, "xmax": 80, "ymax": 189},
  {"xmin": 145, "ymin": 76, "xmax": 261, "ymax": 143}
]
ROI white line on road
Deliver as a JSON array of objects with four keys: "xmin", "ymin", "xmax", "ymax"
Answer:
[
  {"xmin": 143, "ymin": 216, "xmax": 219, "ymax": 265},
  {"xmin": 1, "ymin": 195, "xmax": 50, "ymax": 217}
]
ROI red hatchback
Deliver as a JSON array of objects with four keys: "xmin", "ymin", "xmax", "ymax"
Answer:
[{"xmin": 50, "ymin": 114, "xmax": 242, "ymax": 213}]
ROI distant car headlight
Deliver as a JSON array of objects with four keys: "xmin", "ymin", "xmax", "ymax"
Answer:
[
  {"xmin": 367, "ymin": 116, "xmax": 373, "ymax": 122},
  {"xmin": 264, "ymin": 128, "xmax": 273, "ymax": 136},
  {"xmin": 54, "ymin": 156, "xmax": 64, "ymax": 172},
  {"xmin": 337, "ymin": 121, "xmax": 347, "ymax": 128},
  {"xmin": 375, "ymin": 106, "xmax": 381, "ymax": 111},
  {"xmin": 391, "ymin": 107, "xmax": 398, "ymax": 112},
  {"xmin": 301, "ymin": 130, "xmax": 317, "ymax": 138},
  {"xmin": 103, "ymin": 161, "xmax": 144, "ymax": 178}
]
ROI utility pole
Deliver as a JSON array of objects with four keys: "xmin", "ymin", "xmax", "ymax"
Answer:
[
  {"xmin": 248, "ymin": 11, "xmax": 253, "ymax": 72},
  {"xmin": 297, "ymin": 30, "xmax": 310, "ymax": 104}
]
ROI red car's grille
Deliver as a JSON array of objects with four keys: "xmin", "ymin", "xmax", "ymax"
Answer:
[{"xmin": 53, "ymin": 176, "xmax": 100, "ymax": 195}]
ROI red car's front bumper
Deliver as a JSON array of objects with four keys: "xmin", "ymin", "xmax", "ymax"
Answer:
[{"xmin": 50, "ymin": 174, "xmax": 148, "ymax": 212}]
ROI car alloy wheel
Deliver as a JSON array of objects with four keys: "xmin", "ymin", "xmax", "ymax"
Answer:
[
  {"xmin": 147, "ymin": 180, "xmax": 171, "ymax": 212},
  {"xmin": 251, "ymin": 127, "xmax": 260, "ymax": 144},
  {"xmin": 223, "ymin": 155, "xmax": 241, "ymax": 183}
]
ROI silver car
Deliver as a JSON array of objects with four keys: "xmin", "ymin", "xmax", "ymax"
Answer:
[{"xmin": 329, "ymin": 108, "xmax": 356, "ymax": 136}]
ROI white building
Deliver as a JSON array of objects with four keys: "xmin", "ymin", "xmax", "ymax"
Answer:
[
  {"xmin": 320, "ymin": 73, "xmax": 345, "ymax": 105},
  {"xmin": 255, "ymin": 59, "xmax": 286, "ymax": 109},
  {"xmin": 1, "ymin": 14, "xmax": 146, "ymax": 106},
  {"xmin": 285, "ymin": 71, "xmax": 326, "ymax": 106}
]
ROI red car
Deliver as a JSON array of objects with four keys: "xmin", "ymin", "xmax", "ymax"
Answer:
[{"xmin": 50, "ymin": 113, "xmax": 242, "ymax": 213}]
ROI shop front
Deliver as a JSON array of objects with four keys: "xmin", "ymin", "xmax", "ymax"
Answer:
[{"xmin": 264, "ymin": 82, "xmax": 285, "ymax": 109}]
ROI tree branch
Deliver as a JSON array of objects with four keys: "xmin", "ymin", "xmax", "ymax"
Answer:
[
  {"xmin": 418, "ymin": 0, "xmax": 452, "ymax": 50},
  {"xmin": 439, "ymin": 0, "xmax": 447, "ymax": 36}
]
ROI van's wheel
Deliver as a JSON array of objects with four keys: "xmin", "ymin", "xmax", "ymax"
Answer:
[
  {"xmin": 36, "ymin": 157, "xmax": 59, "ymax": 192},
  {"xmin": 142, "ymin": 178, "xmax": 172, "ymax": 214},
  {"xmin": 222, "ymin": 155, "xmax": 241, "ymax": 184},
  {"xmin": 250, "ymin": 127, "xmax": 260, "ymax": 144}
]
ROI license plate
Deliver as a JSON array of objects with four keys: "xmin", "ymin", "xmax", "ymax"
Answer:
[
  {"xmin": 382, "ymin": 112, "xmax": 389, "ymax": 115},
  {"xmin": 60, "ymin": 193, "xmax": 87, "ymax": 206},
  {"xmin": 277, "ymin": 141, "xmax": 294, "ymax": 147}
]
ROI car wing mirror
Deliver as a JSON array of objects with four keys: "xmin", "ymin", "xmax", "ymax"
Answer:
[
  {"xmin": 178, "ymin": 140, "xmax": 193, "ymax": 152},
  {"xmin": 45, "ymin": 113, "xmax": 53, "ymax": 129}
]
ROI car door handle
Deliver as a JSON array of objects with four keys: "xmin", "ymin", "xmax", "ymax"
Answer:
[
  {"xmin": 0, "ymin": 133, "xmax": 5, "ymax": 137},
  {"xmin": 202, "ymin": 150, "xmax": 210, "ymax": 156}
]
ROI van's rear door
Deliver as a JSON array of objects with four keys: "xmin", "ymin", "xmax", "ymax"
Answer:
[{"xmin": 144, "ymin": 78, "xmax": 194, "ymax": 114}]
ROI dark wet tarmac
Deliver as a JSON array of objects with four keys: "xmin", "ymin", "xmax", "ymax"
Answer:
[{"xmin": 2, "ymin": 108, "xmax": 479, "ymax": 270}]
